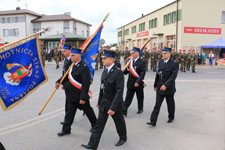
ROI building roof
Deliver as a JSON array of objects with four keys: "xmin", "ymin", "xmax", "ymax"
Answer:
[
  {"xmin": 0, "ymin": 8, "xmax": 41, "ymax": 17},
  {"xmin": 39, "ymin": 32, "xmax": 87, "ymax": 40},
  {"xmin": 117, "ymin": 0, "xmax": 179, "ymax": 29},
  {"xmin": 32, "ymin": 14, "xmax": 92, "ymax": 26}
]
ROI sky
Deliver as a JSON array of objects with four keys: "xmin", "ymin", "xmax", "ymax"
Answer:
[{"xmin": 0, "ymin": 0, "xmax": 175, "ymax": 45}]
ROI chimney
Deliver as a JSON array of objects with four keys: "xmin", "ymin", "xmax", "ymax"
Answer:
[
  {"xmin": 64, "ymin": 12, "xmax": 71, "ymax": 16},
  {"xmin": 16, "ymin": 7, "xmax": 21, "ymax": 10}
]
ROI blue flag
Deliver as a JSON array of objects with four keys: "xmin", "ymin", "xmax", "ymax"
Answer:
[
  {"xmin": 82, "ymin": 25, "xmax": 103, "ymax": 81},
  {"xmin": 0, "ymin": 37, "xmax": 48, "ymax": 111},
  {"xmin": 140, "ymin": 40, "xmax": 149, "ymax": 57}
]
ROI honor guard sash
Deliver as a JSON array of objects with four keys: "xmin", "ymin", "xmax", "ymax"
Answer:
[
  {"xmin": 68, "ymin": 65, "xmax": 92, "ymax": 97},
  {"xmin": 129, "ymin": 59, "xmax": 147, "ymax": 86}
]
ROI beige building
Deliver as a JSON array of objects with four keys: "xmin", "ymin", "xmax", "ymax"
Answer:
[{"xmin": 117, "ymin": 0, "xmax": 225, "ymax": 55}]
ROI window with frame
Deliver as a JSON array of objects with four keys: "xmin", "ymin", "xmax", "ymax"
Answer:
[
  {"xmin": 87, "ymin": 25, "xmax": 90, "ymax": 37},
  {"xmin": 3, "ymin": 28, "xmax": 19, "ymax": 37},
  {"xmin": 150, "ymin": 18, "xmax": 157, "ymax": 28},
  {"xmin": 124, "ymin": 29, "xmax": 129, "ymax": 35},
  {"xmin": 166, "ymin": 35, "xmax": 176, "ymax": 48},
  {"xmin": 164, "ymin": 15, "xmax": 167, "ymax": 25},
  {"xmin": 154, "ymin": 18, "xmax": 157, "ymax": 28},
  {"xmin": 131, "ymin": 26, "xmax": 136, "ymax": 33},
  {"xmin": 168, "ymin": 13, "xmax": 172, "ymax": 24},
  {"xmin": 64, "ymin": 21, "xmax": 70, "ymax": 32},
  {"xmin": 172, "ymin": 11, "xmax": 176, "ymax": 23},
  {"xmin": 73, "ymin": 22, "xmax": 77, "ymax": 34},
  {"xmin": 222, "ymin": 11, "xmax": 225, "ymax": 24},
  {"xmin": 33, "ymin": 22, "xmax": 41, "ymax": 33},
  {"xmin": 139, "ymin": 22, "xmax": 145, "ymax": 32},
  {"xmin": 118, "ymin": 31, "xmax": 122, "ymax": 37}
]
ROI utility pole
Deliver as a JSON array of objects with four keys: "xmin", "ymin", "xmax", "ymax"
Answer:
[{"xmin": 176, "ymin": 0, "xmax": 179, "ymax": 53}]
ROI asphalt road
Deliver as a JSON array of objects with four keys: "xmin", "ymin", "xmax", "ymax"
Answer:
[{"xmin": 0, "ymin": 63, "xmax": 225, "ymax": 150}]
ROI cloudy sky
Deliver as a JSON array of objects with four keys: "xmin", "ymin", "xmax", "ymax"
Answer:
[{"xmin": 0, "ymin": 0, "xmax": 175, "ymax": 45}]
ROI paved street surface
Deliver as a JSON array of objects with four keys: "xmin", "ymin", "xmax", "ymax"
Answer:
[{"xmin": 0, "ymin": 63, "xmax": 225, "ymax": 150}]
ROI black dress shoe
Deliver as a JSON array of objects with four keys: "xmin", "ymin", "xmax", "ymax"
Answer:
[
  {"xmin": 146, "ymin": 122, "xmax": 156, "ymax": 127},
  {"xmin": 81, "ymin": 144, "xmax": 97, "ymax": 150},
  {"xmin": 115, "ymin": 139, "xmax": 127, "ymax": 146},
  {"xmin": 167, "ymin": 119, "xmax": 174, "ymax": 123},
  {"xmin": 57, "ymin": 131, "xmax": 71, "ymax": 136},
  {"xmin": 137, "ymin": 110, "xmax": 143, "ymax": 114}
]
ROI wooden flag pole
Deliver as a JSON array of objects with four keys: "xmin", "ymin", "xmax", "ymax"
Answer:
[
  {"xmin": 121, "ymin": 37, "xmax": 151, "ymax": 72},
  {"xmin": 38, "ymin": 13, "xmax": 110, "ymax": 115},
  {"xmin": 81, "ymin": 13, "xmax": 109, "ymax": 51},
  {"xmin": 38, "ymin": 63, "xmax": 74, "ymax": 115}
]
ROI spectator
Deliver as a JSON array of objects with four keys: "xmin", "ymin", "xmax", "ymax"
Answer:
[
  {"xmin": 208, "ymin": 51, "xmax": 214, "ymax": 66},
  {"xmin": 197, "ymin": 52, "xmax": 202, "ymax": 65}
]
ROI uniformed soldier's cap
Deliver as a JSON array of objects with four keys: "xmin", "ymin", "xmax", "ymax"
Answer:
[
  {"xmin": 131, "ymin": 47, "xmax": 140, "ymax": 53},
  {"xmin": 102, "ymin": 49, "xmax": 116, "ymax": 58},
  {"xmin": 162, "ymin": 47, "xmax": 171, "ymax": 53},
  {"xmin": 62, "ymin": 44, "xmax": 71, "ymax": 51},
  {"xmin": 71, "ymin": 48, "xmax": 82, "ymax": 55}
]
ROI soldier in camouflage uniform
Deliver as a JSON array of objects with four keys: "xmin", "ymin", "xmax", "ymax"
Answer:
[
  {"xmin": 180, "ymin": 50, "xmax": 187, "ymax": 72},
  {"xmin": 142, "ymin": 48, "xmax": 150, "ymax": 71},
  {"xmin": 153, "ymin": 49, "xmax": 158, "ymax": 72},
  {"xmin": 115, "ymin": 47, "xmax": 122, "ymax": 63},
  {"xmin": 149, "ymin": 50, "xmax": 153, "ymax": 70},
  {"xmin": 186, "ymin": 50, "xmax": 191, "ymax": 71},
  {"xmin": 191, "ymin": 50, "xmax": 197, "ymax": 73},
  {"xmin": 41, "ymin": 48, "xmax": 46, "ymax": 67},
  {"xmin": 122, "ymin": 47, "xmax": 131, "ymax": 66},
  {"xmin": 54, "ymin": 47, "xmax": 60, "ymax": 69},
  {"xmin": 157, "ymin": 49, "xmax": 162, "ymax": 62},
  {"xmin": 171, "ymin": 48, "xmax": 178, "ymax": 62},
  {"xmin": 177, "ymin": 50, "xmax": 182, "ymax": 69}
]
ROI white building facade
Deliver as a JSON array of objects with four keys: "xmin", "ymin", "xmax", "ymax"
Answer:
[{"xmin": 0, "ymin": 7, "xmax": 91, "ymax": 48}]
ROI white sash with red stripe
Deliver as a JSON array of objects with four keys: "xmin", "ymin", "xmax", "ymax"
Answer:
[
  {"xmin": 68, "ymin": 65, "xmax": 92, "ymax": 97},
  {"xmin": 129, "ymin": 59, "xmax": 147, "ymax": 86}
]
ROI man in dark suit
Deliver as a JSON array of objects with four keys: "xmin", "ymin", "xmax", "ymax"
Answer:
[
  {"xmin": 147, "ymin": 47, "xmax": 179, "ymax": 127},
  {"xmin": 122, "ymin": 47, "xmax": 146, "ymax": 116},
  {"xmin": 0, "ymin": 142, "xmax": 5, "ymax": 150},
  {"xmin": 81, "ymin": 50, "xmax": 127, "ymax": 150},
  {"xmin": 56, "ymin": 48, "xmax": 96, "ymax": 136},
  {"xmin": 55, "ymin": 44, "xmax": 72, "ymax": 125}
]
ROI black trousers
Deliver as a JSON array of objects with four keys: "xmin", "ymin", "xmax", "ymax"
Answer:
[
  {"xmin": 150, "ymin": 93, "xmax": 175, "ymax": 123},
  {"xmin": 64, "ymin": 89, "xmax": 70, "ymax": 114},
  {"xmin": 88, "ymin": 110, "xmax": 127, "ymax": 148},
  {"xmin": 62, "ymin": 101, "xmax": 96, "ymax": 133},
  {"xmin": 123, "ymin": 87, "xmax": 144, "ymax": 113}
]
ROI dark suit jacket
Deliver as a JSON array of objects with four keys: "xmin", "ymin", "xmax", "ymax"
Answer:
[
  {"xmin": 154, "ymin": 59, "xmax": 179, "ymax": 95},
  {"xmin": 67, "ymin": 61, "xmax": 91, "ymax": 102},
  {"xmin": 124, "ymin": 57, "xmax": 146, "ymax": 89},
  {"xmin": 98, "ymin": 65, "xmax": 124, "ymax": 113},
  {"xmin": 56, "ymin": 58, "xmax": 72, "ymax": 88}
]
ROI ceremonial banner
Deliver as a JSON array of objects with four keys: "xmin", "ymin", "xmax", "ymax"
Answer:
[
  {"xmin": 59, "ymin": 34, "xmax": 66, "ymax": 50},
  {"xmin": 0, "ymin": 36, "xmax": 48, "ymax": 111},
  {"xmin": 82, "ymin": 25, "xmax": 103, "ymax": 81}
]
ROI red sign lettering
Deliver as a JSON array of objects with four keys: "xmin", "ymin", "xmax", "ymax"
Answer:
[{"xmin": 184, "ymin": 27, "xmax": 221, "ymax": 34}]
